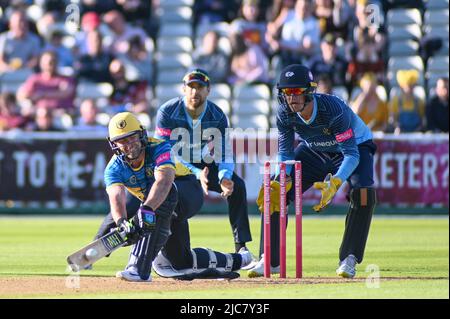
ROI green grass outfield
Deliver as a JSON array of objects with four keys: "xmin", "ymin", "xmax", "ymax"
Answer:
[{"xmin": 0, "ymin": 215, "xmax": 448, "ymax": 299}]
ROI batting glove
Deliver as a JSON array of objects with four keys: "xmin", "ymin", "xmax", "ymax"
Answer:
[{"xmin": 117, "ymin": 217, "xmax": 140, "ymax": 245}]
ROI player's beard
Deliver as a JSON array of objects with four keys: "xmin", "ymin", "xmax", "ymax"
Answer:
[
  {"xmin": 124, "ymin": 142, "xmax": 143, "ymax": 161},
  {"xmin": 189, "ymin": 95, "xmax": 206, "ymax": 109}
]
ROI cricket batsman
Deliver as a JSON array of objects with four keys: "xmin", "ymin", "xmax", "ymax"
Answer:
[
  {"xmin": 248, "ymin": 64, "xmax": 377, "ymax": 278},
  {"xmin": 101, "ymin": 112, "xmax": 252, "ymax": 282}
]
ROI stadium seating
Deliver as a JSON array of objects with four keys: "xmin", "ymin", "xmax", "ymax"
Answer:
[
  {"xmin": 53, "ymin": 113, "xmax": 74, "ymax": 130},
  {"xmin": 159, "ymin": 0, "xmax": 194, "ymax": 8},
  {"xmin": 0, "ymin": 0, "xmax": 446, "ymax": 134},
  {"xmin": 386, "ymin": 8, "xmax": 422, "ymax": 26},
  {"xmin": 94, "ymin": 112, "xmax": 110, "ymax": 126},
  {"xmin": 427, "ymin": 56, "xmax": 450, "ymax": 73},
  {"xmin": 156, "ymin": 68, "xmax": 188, "ymax": 84},
  {"xmin": 388, "ymin": 40, "xmax": 419, "ymax": 56},
  {"xmin": 157, "ymin": 37, "xmax": 193, "ymax": 54},
  {"xmin": 232, "ymin": 114, "xmax": 269, "ymax": 130},
  {"xmin": 232, "ymin": 99, "xmax": 271, "ymax": 116},
  {"xmin": 76, "ymin": 82, "xmax": 113, "ymax": 100},
  {"xmin": 388, "ymin": 55, "xmax": 424, "ymax": 72},
  {"xmin": 426, "ymin": 56, "xmax": 449, "ymax": 88},
  {"xmin": 211, "ymin": 99, "xmax": 232, "ymax": 118},
  {"xmin": 233, "ymin": 84, "xmax": 271, "ymax": 101},
  {"xmin": 159, "ymin": 23, "xmax": 193, "ymax": 38},
  {"xmin": 387, "ymin": 24, "xmax": 422, "ymax": 41},
  {"xmin": 208, "ymin": 83, "xmax": 232, "ymax": 100},
  {"xmin": 158, "ymin": 6, "xmax": 193, "ymax": 23},
  {"xmin": 424, "ymin": 10, "xmax": 449, "ymax": 26},
  {"xmin": 157, "ymin": 53, "xmax": 193, "ymax": 70},
  {"xmin": 155, "ymin": 84, "xmax": 184, "ymax": 101}
]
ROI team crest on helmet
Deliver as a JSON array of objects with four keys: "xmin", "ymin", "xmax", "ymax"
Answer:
[
  {"xmin": 117, "ymin": 120, "xmax": 127, "ymax": 129},
  {"xmin": 285, "ymin": 71, "xmax": 294, "ymax": 78}
]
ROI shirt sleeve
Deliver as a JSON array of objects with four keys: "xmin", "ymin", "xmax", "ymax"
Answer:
[
  {"xmin": 154, "ymin": 109, "xmax": 173, "ymax": 141},
  {"xmin": 330, "ymin": 108, "xmax": 360, "ymax": 181},
  {"xmin": 217, "ymin": 114, "xmax": 234, "ymax": 181},
  {"xmin": 153, "ymin": 140, "xmax": 176, "ymax": 170},
  {"xmin": 104, "ymin": 159, "xmax": 124, "ymax": 188}
]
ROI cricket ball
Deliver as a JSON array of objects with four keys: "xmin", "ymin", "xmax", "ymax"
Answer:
[{"xmin": 85, "ymin": 248, "xmax": 98, "ymax": 260}]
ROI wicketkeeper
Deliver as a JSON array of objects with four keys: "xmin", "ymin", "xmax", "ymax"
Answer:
[{"xmin": 248, "ymin": 64, "xmax": 377, "ymax": 278}]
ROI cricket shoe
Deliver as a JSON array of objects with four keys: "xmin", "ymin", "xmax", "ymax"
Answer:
[
  {"xmin": 238, "ymin": 247, "xmax": 256, "ymax": 270},
  {"xmin": 116, "ymin": 267, "xmax": 152, "ymax": 283},
  {"xmin": 247, "ymin": 255, "xmax": 280, "ymax": 278},
  {"xmin": 336, "ymin": 254, "xmax": 357, "ymax": 278}
]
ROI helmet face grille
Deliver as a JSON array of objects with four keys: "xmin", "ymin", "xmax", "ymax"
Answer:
[
  {"xmin": 108, "ymin": 129, "xmax": 148, "ymax": 161},
  {"xmin": 107, "ymin": 112, "xmax": 148, "ymax": 162}
]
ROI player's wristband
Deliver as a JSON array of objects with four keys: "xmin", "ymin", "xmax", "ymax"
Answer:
[{"xmin": 139, "ymin": 205, "xmax": 156, "ymax": 229}]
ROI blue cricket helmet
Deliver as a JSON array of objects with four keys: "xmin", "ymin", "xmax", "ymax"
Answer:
[
  {"xmin": 277, "ymin": 64, "xmax": 317, "ymax": 89},
  {"xmin": 277, "ymin": 64, "xmax": 318, "ymax": 110}
]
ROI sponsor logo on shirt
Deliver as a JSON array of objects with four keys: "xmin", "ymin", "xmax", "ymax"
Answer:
[
  {"xmin": 310, "ymin": 140, "xmax": 338, "ymax": 147},
  {"xmin": 156, "ymin": 152, "xmax": 171, "ymax": 165},
  {"xmin": 335, "ymin": 129, "xmax": 354, "ymax": 143},
  {"xmin": 155, "ymin": 127, "xmax": 172, "ymax": 137}
]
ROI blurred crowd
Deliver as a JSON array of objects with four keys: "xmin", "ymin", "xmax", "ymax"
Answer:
[{"xmin": 0, "ymin": 0, "xmax": 448, "ymax": 134}]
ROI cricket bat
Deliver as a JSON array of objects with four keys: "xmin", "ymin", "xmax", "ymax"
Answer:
[{"xmin": 67, "ymin": 228, "xmax": 127, "ymax": 272}]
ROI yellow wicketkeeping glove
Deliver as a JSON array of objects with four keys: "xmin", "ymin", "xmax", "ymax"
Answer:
[
  {"xmin": 256, "ymin": 180, "xmax": 292, "ymax": 215},
  {"xmin": 313, "ymin": 174, "xmax": 343, "ymax": 212}
]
